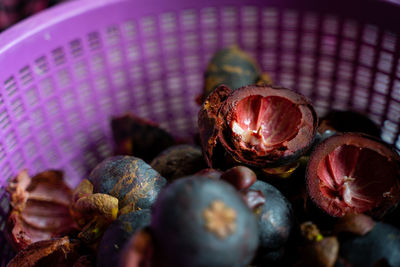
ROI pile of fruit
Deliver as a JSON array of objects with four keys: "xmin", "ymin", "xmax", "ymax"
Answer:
[{"xmin": 4, "ymin": 46, "xmax": 400, "ymax": 267}]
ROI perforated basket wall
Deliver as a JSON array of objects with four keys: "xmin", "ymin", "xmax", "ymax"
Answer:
[{"xmin": 1, "ymin": 0, "xmax": 400, "ymax": 263}]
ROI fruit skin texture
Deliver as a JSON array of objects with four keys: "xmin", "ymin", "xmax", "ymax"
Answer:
[
  {"xmin": 338, "ymin": 222, "xmax": 400, "ymax": 267},
  {"xmin": 306, "ymin": 133, "xmax": 400, "ymax": 218},
  {"xmin": 201, "ymin": 46, "xmax": 271, "ymax": 103},
  {"xmin": 88, "ymin": 156, "xmax": 167, "ymax": 215},
  {"xmin": 111, "ymin": 113, "xmax": 175, "ymax": 162},
  {"xmin": 318, "ymin": 110, "xmax": 381, "ymax": 138},
  {"xmin": 151, "ymin": 176, "xmax": 259, "ymax": 267},
  {"xmin": 97, "ymin": 209, "xmax": 151, "ymax": 267},
  {"xmin": 249, "ymin": 180, "xmax": 293, "ymax": 250},
  {"xmin": 150, "ymin": 145, "xmax": 207, "ymax": 181}
]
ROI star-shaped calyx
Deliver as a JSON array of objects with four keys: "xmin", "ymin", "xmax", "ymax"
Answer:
[{"xmin": 203, "ymin": 200, "xmax": 237, "ymax": 239}]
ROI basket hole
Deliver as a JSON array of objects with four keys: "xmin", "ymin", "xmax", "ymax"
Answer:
[
  {"xmin": 31, "ymin": 109, "xmax": 45, "ymax": 126},
  {"xmin": 0, "ymin": 145, "xmax": 5, "ymax": 162},
  {"xmin": 378, "ymin": 52, "xmax": 393, "ymax": 73},
  {"xmin": 90, "ymin": 54, "xmax": 106, "ymax": 74},
  {"xmin": 4, "ymin": 77, "xmax": 17, "ymax": 98},
  {"xmin": 200, "ymin": 7, "xmax": 217, "ymax": 28},
  {"xmin": 359, "ymin": 45, "xmax": 375, "ymax": 67},
  {"xmin": 23, "ymin": 140, "xmax": 37, "ymax": 159},
  {"xmin": 61, "ymin": 91, "xmax": 76, "ymax": 110},
  {"xmin": 88, "ymin": 32, "xmax": 102, "ymax": 51},
  {"xmin": 180, "ymin": 9, "xmax": 197, "ymax": 31},
  {"xmin": 303, "ymin": 12, "xmax": 319, "ymax": 31},
  {"xmin": 5, "ymin": 132, "xmax": 17, "ymax": 152},
  {"xmin": 140, "ymin": 16, "xmax": 157, "ymax": 37},
  {"xmin": 162, "ymin": 36, "xmax": 178, "ymax": 53},
  {"xmin": 108, "ymin": 48, "xmax": 123, "ymax": 67},
  {"xmin": 341, "ymin": 40, "xmax": 356, "ymax": 61},
  {"xmin": 39, "ymin": 78, "xmax": 55, "ymax": 98},
  {"xmin": 382, "ymin": 32, "xmax": 396, "ymax": 52},
  {"xmin": 18, "ymin": 119, "xmax": 31, "ymax": 141},
  {"xmin": 10, "ymin": 98, "xmax": 24, "ymax": 121},
  {"xmin": 183, "ymin": 33, "xmax": 199, "ymax": 51},
  {"xmin": 0, "ymin": 110, "xmax": 10, "ymax": 131},
  {"xmin": 323, "ymin": 16, "xmax": 339, "ymax": 35},
  {"xmin": 343, "ymin": 20, "xmax": 358, "ymax": 39},
  {"xmin": 25, "ymin": 87, "xmax": 40, "ymax": 107},
  {"xmin": 221, "ymin": 7, "xmax": 238, "ymax": 27},
  {"xmin": 56, "ymin": 69, "xmax": 72, "ymax": 88},
  {"xmin": 362, "ymin": 25, "xmax": 379, "ymax": 46},
  {"xmin": 261, "ymin": 8, "xmax": 278, "ymax": 27},
  {"xmin": 106, "ymin": 26, "xmax": 121, "ymax": 46},
  {"xmin": 46, "ymin": 98, "xmax": 61, "ymax": 119},
  {"xmin": 126, "ymin": 43, "xmax": 140, "ymax": 62},
  {"xmin": 52, "ymin": 47, "xmax": 66, "ymax": 66},
  {"xmin": 19, "ymin": 66, "xmax": 34, "ymax": 87},
  {"xmin": 374, "ymin": 73, "xmax": 390, "ymax": 94},
  {"xmin": 111, "ymin": 69, "xmax": 127, "ymax": 87},
  {"xmin": 34, "ymin": 56, "xmax": 49, "ymax": 76},
  {"xmin": 242, "ymin": 6, "xmax": 258, "ymax": 27},
  {"xmin": 122, "ymin": 21, "xmax": 137, "ymax": 40},
  {"xmin": 70, "ymin": 39, "xmax": 83, "ymax": 58},
  {"xmin": 160, "ymin": 12, "xmax": 177, "ymax": 33},
  {"xmin": 73, "ymin": 61, "xmax": 89, "ymax": 81},
  {"xmin": 282, "ymin": 10, "xmax": 298, "ymax": 30},
  {"xmin": 146, "ymin": 60, "xmax": 162, "ymax": 79},
  {"xmin": 11, "ymin": 150, "xmax": 24, "ymax": 171}
]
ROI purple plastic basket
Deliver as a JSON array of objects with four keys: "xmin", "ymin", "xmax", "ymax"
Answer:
[{"xmin": 1, "ymin": 0, "xmax": 400, "ymax": 263}]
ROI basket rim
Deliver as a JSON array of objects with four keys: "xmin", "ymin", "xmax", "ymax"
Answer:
[{"xmin": 0, "ymin": 0, "xmax": 400, "ymax": 56}]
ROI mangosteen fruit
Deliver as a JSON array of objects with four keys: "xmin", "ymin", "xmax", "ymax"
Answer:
[
  {"xmin": 150, "ymin": 145, "xmax": 207, "ymax": 181},
  {"xmin": 200, "ymin": 46, "xmax": 271, "ymax": 104},
  {"xmin": 199, "ymin": 84, "xmax": 318, "ymax": 169},
  {"xmin": 318, "ymin": 110, "xmax": 381, "ymax": 138},
  {"xmin": 97, "ymin": 209, "xmax": 151, "ymax": 267},
  {"xmin": 249, "ymin": 180, "xmax": 294, "ymax": 251},
  {"xmin": 88, "ymin": 156, "xmax": 167, "ymax": 215},
  {"xmin": 111, "ymin": 113, "xmax": 175, "ymax": 162},
  {"xmin": 338, "ymin": 222, "xmax": 400, "ymax": 267},
  {"xmin": 306, "ymin": 133, "xmax": 400, "ymax": 218},
  {"xmin": 151, "ymin": 176, "xmax": 259, "ymax": 267}
]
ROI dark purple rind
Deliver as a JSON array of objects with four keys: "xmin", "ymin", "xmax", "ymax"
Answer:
[{"xmin": 198, "ymin": 85, "xmax": 232, "ymax": 167}]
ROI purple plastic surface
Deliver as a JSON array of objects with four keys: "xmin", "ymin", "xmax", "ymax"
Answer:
[{"xmin": 0, "ymin": 0, "xmax": 400, "ymax": 263}]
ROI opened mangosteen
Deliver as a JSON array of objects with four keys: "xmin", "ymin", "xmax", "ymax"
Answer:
[
  {"xmin": 151, "ymin": 176, "xmax": 259, "ymax": 267},
  {"xmin": 199, "ymin": 84, "xmax": 318, "ymax": 169},
  {"xmin": 307, "ymin": 133, "xmax": 400, "ymax": 218},
  {"xmin": 111, "ymin": 113, "xmax": 175, "ymax": 162},
  {"xmin": 6, "ymin": 170, "xmax": 77, "ymax": 251},
  {"xmin": 97, "ymin": 209, "xmax": 151, "ymax": 267},
  {"xmin": 150, "ymin": 145, "xmax": 207, "ymax": 181}
]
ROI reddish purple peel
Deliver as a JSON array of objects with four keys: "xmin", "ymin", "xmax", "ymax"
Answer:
[
  {"xmin": 307, "ymin": 133, "xmax": 400, "ymax": 217},
  {"xmin": 318, "ymin": 145, "xmax": 398, "ymax": 214},
  {"xmin": 234, "ymin": 96, "xmax": 302, "ymax": 148}
]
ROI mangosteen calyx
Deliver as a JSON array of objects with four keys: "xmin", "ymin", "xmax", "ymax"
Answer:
[{"xmin": 203, "ymin": 200, "xmax": 237, "ymax": 239}]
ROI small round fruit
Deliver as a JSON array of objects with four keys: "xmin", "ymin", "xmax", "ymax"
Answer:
[
  {"xmin": 218, "ymin": 85, "xmax": 318, "ymax": 168},
  {"xmin": 318, "ymin": 110, "xmax": 381, "ymax": 138},
  {"xmin": 339, "ymin": 222, "xmax": 400, "ymax": 266},
  {"xmin": 250, "ymin": 180, "xmax": 293, "ymax": 250},
  {"xmin": 89, "ymin": 156, "xmax": 167, "ymax": 214},
  {"xmin": 150, "ymin": 145, "xmax": 207, "ymax": 181},
  {"xmin": 220, "ymin": 166, "xmax": 257, "ymax": 190},
  {"xmin": 151, "ymin": 176, "xmax": 259, "ymax": 267},
  {"xmin": 306, "ymin": 133, "xmax": 400, "ymax": 218},
  {"xmin": 97, "ymin": 209, "xmax": 151, "ymax": 267}
]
